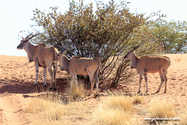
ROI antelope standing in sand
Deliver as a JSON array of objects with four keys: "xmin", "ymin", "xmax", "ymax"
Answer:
[
  {"xmin": 124, "ymin": 46, "xmax": 170, "ymax": 93},
  {"xmin": 55, "ymin": 48, "xmax": 100, "ymax": 95},
  {"xmin": 17, "ymin": 33, "xmax": 58, "ymax": 90}
]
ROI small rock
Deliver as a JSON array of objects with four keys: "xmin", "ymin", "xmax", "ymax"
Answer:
[{"xmin": 181, "ymin": 94, "xmax": 185, "ymax": 96}]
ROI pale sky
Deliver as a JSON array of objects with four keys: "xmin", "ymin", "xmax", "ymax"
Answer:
[{"xmin": 0, "ymin": 0, "xmax": 187, "ymax": 56}]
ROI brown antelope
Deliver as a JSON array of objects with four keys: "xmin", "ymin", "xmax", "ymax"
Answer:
[
  {"xmin": 124, "ymin": 46, "xmax": 170, "ymax": 93},
  {"xmin": 17, "ymin": 33, "xmax": 58, "ymax": 90},
  {"xmin": 56, "ymin": 48, "xmax": 100, "ymax": 95}
]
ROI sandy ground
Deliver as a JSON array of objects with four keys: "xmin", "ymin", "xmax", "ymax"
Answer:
[{"xmin": 0, "ymin": 54, "xmax": 187, "ymax": 124}]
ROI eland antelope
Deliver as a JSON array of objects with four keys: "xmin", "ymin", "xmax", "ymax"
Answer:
[
  {"xmin": 55, "ymin": 48, "xmax": 101, "ymax": 95},
  {"xmin": 17, "ymin": 33, "xmax": 58, "ymax": 90},
  {"xmin": 124, "ymin": 46, "xmax": 170, "ymax": 93}
]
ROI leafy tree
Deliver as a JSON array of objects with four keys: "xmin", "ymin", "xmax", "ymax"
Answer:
[
  {"xmin": 30, "ymin": 0, "xmax": 163, "ymax": 86},
  {"xmin": 151, "ymin": 20, "xmax": 187, "ymax": 53}
]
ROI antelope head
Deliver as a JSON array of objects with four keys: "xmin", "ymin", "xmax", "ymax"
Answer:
[
  {"xmin": 55, "ymin": 46, "xmax": 67, "ymax": 61},
  {"xmin": 124, "ymin": 46, "xmax": 140, "ymax": 59},
  {"xmin": 17, "ymin": 33, "xmax": 40, "ymax": 50}
]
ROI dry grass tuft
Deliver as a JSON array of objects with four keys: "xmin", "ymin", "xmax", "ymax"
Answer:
[
  {"xmin": 45, "ymin": 105, "xmax": 64, "ymax": 121},
  {"xmin": 27, "ymin": 91, "xmax": 91, "ymax": 124},
  {"xmin": 148, "ymin": 100, "xmax": 176, "ymax": 119},
  {"xmin": 93, "ymin": 107, "xmax": 132, "ymax": 125},
  {"xmin": 133, "ymin": 95, "xmax": 144, "ymax": 104},
  {"xmin": 179, "ymin": 107, "xmax": 187, "ymax": 125},
  {"xmin": 27, "ymin": 98, "xmax": 48, "ymax": 113},
  {"xmin": 27, "ymin": 92, "xmax": 65, "ymax": 122},
  {"xmin": 66, "ymin": 79, "xmax": 85, "ymax": 98},
  {"xmin": 101, "ymin": 95, "xmax": 133, "ymax": 112},
  {"xmin": 93, "ymin": 94, "xmax": 133, "ymax": 125}
]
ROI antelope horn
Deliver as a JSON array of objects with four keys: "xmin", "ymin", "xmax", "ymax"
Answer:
[
  {"xmin": 28, "ymin": 33, "xmax": 40, "ymax": 40},
  {"xmin": 133, "ymin": 45, "xmax": 140, "ymax": 50},
  {"xmin": 25, "ymin": 32, "xmax": 33, "ymax": 39}
]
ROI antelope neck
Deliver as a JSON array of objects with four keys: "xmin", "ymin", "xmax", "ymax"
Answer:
[
  {"xmin": 62, "ymin": 56, "xmax": 70, "ymax": 71},
  {"xmin": 130, "ymin": 53, "xmax": 138, "ymax": 68},
  {"xmin": 25, "ymin": 43, "xmax": 36, "ymax": 62}
]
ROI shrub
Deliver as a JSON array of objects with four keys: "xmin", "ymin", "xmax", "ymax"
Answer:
[{"xmin": 30, "ymin": 0, "xmax": 163, "ymax": 86}]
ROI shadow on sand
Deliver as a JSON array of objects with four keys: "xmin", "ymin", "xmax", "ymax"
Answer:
[{"xmin": 0, "ymin": 78, "xmax": 69, "ymax": 95}]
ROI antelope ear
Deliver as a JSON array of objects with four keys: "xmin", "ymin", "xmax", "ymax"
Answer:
[
  {"xmin": 61, "ymin": 50, "xmax": 66, "ymax": 55},
  {"xmin": 60, "ymin": 47, "xmax": 67, "ymax": 54}
]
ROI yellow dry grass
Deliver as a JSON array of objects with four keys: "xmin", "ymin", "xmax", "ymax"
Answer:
[
  {"xmin": 26, "ymin": 91, "xmax": 91, "ymax": 125},
  {"xmin": 66, "ymin": 79, "xmax": 86, "ymax": 98},
  {"xmin": 178, "ymin": 107, "xmax": 187, "ymax": 125},
  {"xmin": 101, "ymin": 95, "xmax": 133, "ymax": 112},
  {"xmin": 93, "ymin": 107, "xmax": 132, "ymax": 125},
  {"xmin": 148, "ymin": 100, "xmax": 176, "ymax": 119},
  {"xmin": 27, "ymin": 92, "xmax": 65, "ymax": 123},
  {"xmin": 93, "ymin": 94, "xmax": 133, "ymax": 125},
  {"xmin": 133, "ymin": 94, "xmax": 144, "ymax": 104}
]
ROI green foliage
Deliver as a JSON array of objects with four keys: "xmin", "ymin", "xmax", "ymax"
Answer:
[
  {"xmin": 151, "ymin": 20, "xmax": 187, "ymax": 53},
  {"xmin": 30, "ymin": 0, "xmax": 163, "ymax": 86}
]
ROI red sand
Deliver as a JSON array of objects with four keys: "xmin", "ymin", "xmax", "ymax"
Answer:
[{"xmin": 0, "ymin": 54, "xmax": 187, "ymax": 124}]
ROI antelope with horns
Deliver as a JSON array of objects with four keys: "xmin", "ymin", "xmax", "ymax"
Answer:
[
  {"xmin": 17, "ymin": 33, "xmax": 59, "ymax": 90},
  {"xmin": 124, "ymin": 46, "xmax": 170, "ymax": 93},
  {"xmin": 55, "ymin": 47, "xmax": 101, "ymax": 95}
]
